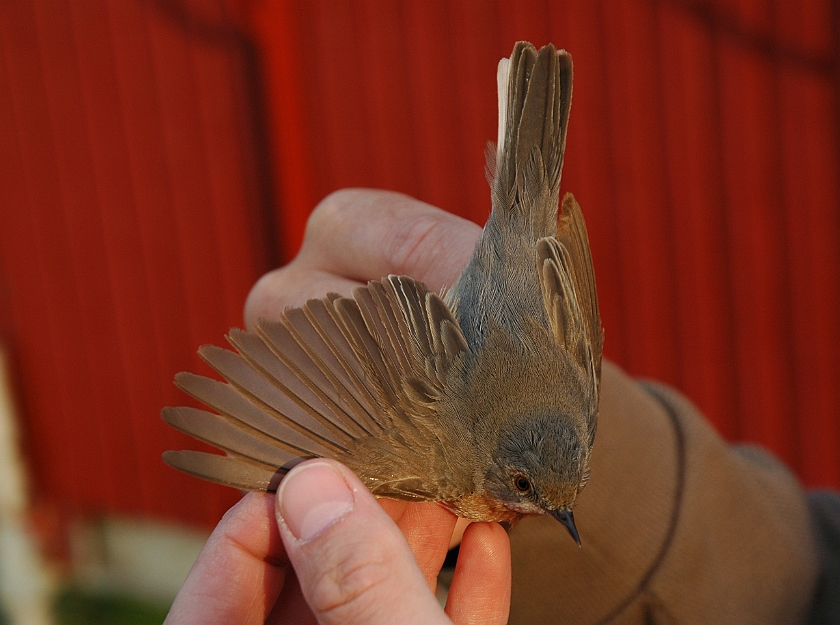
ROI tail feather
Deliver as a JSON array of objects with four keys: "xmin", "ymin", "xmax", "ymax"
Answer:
[
  {"xmin": 449, "ymin": 43, "xmax": 575, "ymax": 348},
  {"xmin": 491, "ymin": 42, "xmax": 573, "ymax": 234}
]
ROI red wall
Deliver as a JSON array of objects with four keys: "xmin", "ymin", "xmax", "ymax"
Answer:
[
  {"xmin": 0, "ymin": 0, "xmax": 264, "ymax": 526},
  {"xmin": 1, "ymin": 0, "xmax": 839, "ymax": 528}
]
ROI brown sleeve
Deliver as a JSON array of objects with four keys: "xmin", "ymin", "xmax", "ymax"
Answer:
[
  {"xmin": 508, "ymin": 360, "xmax": 819, "ymax": 625},
  {"xmin": 804, "ymin": 490, "xmax": 840, "ymax": 624}
]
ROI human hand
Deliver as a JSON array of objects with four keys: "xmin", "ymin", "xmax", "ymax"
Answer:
[
  {"xmin": 244, "ymin": 189, "xmax": 481, "ymax": 327},
  {"xmin": 166, "ymin": 190, "xmax": 509, "ymax": 623},
  {"xmin": 165, "ymin": 459, "xmax": 510, "ymax": 624}
]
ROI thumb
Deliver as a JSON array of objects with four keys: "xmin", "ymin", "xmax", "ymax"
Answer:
[{"xmin": 275, "ymin": 459, "xmax": 450, "ymax": 625}]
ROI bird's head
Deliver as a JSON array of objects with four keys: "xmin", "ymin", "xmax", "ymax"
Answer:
[{"xmin": 483, "ymin": 414, "xmax": 590, "ymax": 545}]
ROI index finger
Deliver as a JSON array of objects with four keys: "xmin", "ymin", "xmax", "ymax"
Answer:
[
  {"xmin": 164, "ymin": 493, "xmax": 287, "ymax": 625},
  {"xmin": 245, "ymin": 189, "xmax": 482, "ymax": 327},
  {"xmin": 299, "ymin": 189, "xmax": 481, "ymax": 292}
]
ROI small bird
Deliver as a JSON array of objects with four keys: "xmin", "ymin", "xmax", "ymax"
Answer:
[{"xmin": 163, "ymin": 41, "xmax": 602, "ymax": 546}]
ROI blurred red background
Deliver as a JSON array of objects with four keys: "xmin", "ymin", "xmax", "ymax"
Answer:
[{"xmin": 0, "ymin": 0, "xmax": 838, "ymax": 529}]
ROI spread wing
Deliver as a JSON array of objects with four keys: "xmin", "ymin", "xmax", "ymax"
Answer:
[
  {"xmin": 163, "ymin": 275, "xmax": 470, "ymax": 500},
  {"xmin": 536, "ymin": 193, "xmax": 603, "ymax": 424}
]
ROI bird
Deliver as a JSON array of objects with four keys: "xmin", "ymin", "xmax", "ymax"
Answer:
[{"xmin": 162, "ymin": 41, "xmax": 602, "ymax": 546}]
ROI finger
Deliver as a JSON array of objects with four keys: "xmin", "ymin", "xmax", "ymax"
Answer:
[
  {"xmin": 245, "ymin": 188, "xmax": 483, "ymax": 330},
  {"xmin": 394, "ymin": 502, "xmax": 458, "ymax": 592},
  {"xmin": 300, "ymin": 189, "xmax": 480, "ymax": 291},
  {"xmin": 373, "ymin": 499, "xmax": 464, "ymax": 553},
  {"xmin": 450, "ymin": 518, "xmax": 471, "ymax": 550},
  {"xmin": 377, "ymin": 497, "xmax": 408, "ymax": 522},
  {"xmin": 245, "ymin": 190, "xmax": 481, "ymax": 329},
  {"xmin": 266, "ymin": 571, "xmax": 317, "ymax": 625},
  {"xmin": 244, "ymin": 266, "xmax": 361, "ymax": 328},
  {"xmin": 445, "ymin": 523, "xmax": 511, "ymax": 625},
  {"xmin": 275, "ymin": 459, "xmax": 450, "ymax": 625},
  {"xmin": 376, "ymin": 500, "xmax": 462, "ymax": 590},
  {"xmin": 164, "ymin": 493, "xmax": 287, "ymax": 625}
]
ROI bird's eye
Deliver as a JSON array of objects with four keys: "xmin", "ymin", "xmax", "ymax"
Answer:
[{"xmin": 513, "ymin": 474, "xmax": 532, "ymax": 494}]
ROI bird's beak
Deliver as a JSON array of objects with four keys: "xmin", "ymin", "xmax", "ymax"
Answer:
[{"xmin": 549, "ymin": 508, "xmax": 581, "ymax": 546}]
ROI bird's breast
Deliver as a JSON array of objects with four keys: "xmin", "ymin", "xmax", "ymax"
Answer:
[{"xmin": 443, "ymin": 492, "xmax": 522, "ymax": 524}]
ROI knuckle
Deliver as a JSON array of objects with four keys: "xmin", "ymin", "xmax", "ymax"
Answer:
[
  {"xmin": 307, "ymin": 546, "xmax": 392, "ymax": 622},
  {"xmin": 243, "ymin": 266, "xmax": 298, "ymax": 325},
  {"xmin": 305, "ymin": 189, "xmax": 362, "ymax": 242},
  {"xmin": 384, "ymin": 213, "xmax": 452, "ymax": 278}
]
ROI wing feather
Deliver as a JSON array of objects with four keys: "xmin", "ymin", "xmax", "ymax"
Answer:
[
  {"xmin": 536, "ymin": 192, "xmax": 603, "ymax": 419},
  {"xmin": 198, "ymin": 345, "xmax": 349, "ymax": 451},
  {"xmin": 173, "ymin": 372, "xmax": 333, "ymax": 457},
  {"xmin": 162, "ymin": 450, "xmax": 284, "ymax": 492},
  {"xmin": 164, "ymin": 275, "xmax": 470, "ymax": 497},
  {"xmin": 301, "ymin": 298, "xmax": 384, "ymax": 429},
  {"xmin": 554, "ymin": 193, "xmax": 603, "ymax": 381},
  {"xmin": 162, "ymin": 406, "xmax": 301, "ymax": 467}
]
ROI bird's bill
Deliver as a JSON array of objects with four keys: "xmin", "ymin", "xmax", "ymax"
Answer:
[{"xmin": 549, "ymin": 508, "xmax": 581, "ymax": 546}]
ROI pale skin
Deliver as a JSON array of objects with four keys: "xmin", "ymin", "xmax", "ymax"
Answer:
[{"xmin": 165, "ymin": 189, "xmax": 511, "ymax": 625}]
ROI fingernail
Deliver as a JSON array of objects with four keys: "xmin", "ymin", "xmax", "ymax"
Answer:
[{"xmin": 277, "ymin": 461, "xmax": 355, "ymax": 541}]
